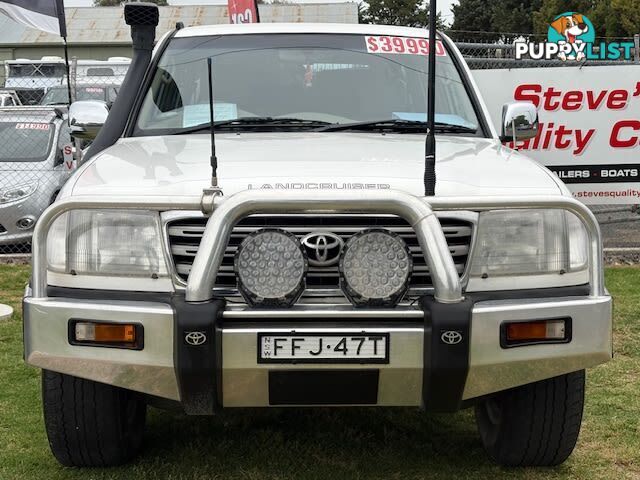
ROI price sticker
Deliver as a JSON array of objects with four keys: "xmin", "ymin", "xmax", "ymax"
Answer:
[
  {"xmin": 365, "ymin": 36, "xmax": 446, "ymax": 56},
  {"xmin": 16, "ymin": 123, "xmax": 50, "ymax": 130}
]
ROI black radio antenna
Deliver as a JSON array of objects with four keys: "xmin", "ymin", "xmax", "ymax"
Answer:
[
  {"xmin": 207, "ymin": 56, "xmax": 219, "ymax": 188},
  {"xmin": 424, "ymin": 0, "xmax": 438, "ymax": 196}
]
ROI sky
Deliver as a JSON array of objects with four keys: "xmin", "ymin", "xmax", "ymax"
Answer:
[{"xmin": 64, "ymin": 0, "xmax": 458, "ymax": 24}]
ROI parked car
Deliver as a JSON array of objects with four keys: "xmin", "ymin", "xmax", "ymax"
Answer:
[
  {"xmin": 0, "ymin": 107, "xmax": 73, "ymax": 246},
  {"xmin": 23, "ymin": 4, "xmax": 612, "ymax": 470},
  {"xmin": 4, "ymin": 57, "xmax": 129, "ymax": 105},
  {"xmin": 0, "ymin": 89, "xmax": 21, "ymax": 106},
  {"xmin": 40, "ymin": 84, "xmax": 119, "ymax": 107}
]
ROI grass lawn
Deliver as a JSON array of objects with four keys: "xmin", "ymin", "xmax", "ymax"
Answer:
[{"xmin": 1, "ymin": 264, "xmax": 638, "ymax": 479}]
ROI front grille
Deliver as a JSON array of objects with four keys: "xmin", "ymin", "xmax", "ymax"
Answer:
[{"xmin": 167, "ymin": 215, "xmax": 473, "ymax": 293}]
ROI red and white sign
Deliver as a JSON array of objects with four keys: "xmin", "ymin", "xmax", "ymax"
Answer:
[
  {"xmin": 62, "ymin": 143, "xmax": 75, "ymax": 170},
  {"xmin": 473, "ymin": 66, "xmax": 640, "ymax": 204},
  {"xmin": 228, "ymin": 0, "xmax": 259, "ymax": 24},
  {"xmin": 365, "ymin": 36, "xmax": 446, "ymax": 56}
]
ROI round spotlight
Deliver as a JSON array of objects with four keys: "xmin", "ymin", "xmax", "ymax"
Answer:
[
  {"xmin": 340, "ymin": 229, "xmax": 412, "ymax": 307},
  {"xmin": 234, "ymin": 228, "xmax": 307, "ymax": 307}
]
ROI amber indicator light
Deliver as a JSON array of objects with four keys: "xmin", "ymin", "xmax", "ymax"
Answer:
[
  {"xmin": 503, "ymin": 319, "xmax": 569, "ymax": 347},
  {"xmin": 72, "ymin": 321, "xmax": 142, "ymax": 349}
]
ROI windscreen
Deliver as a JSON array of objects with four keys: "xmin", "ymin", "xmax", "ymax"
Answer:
[
  {"xmin": 0, "ymin": 122, "xmax": 54, "ymax": 162},
  {"xmin": 40, "ymin": 88, "xmax": 68, "ymax": 105},
  {"xmin": 41, "ymin": 86, "xmax": 107, "ymax": 105},
  {"xmin": 135, "ymin": 34, "xmax": 480, "ymax": 133},
  {"xmin": 8, "ymin": 63, "xmax": 66, "ymax": 78}
]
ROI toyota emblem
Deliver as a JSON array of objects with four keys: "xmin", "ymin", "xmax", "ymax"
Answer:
[
  {"xmin": 440, "ymin": 331, "xmax": 463, "ymax": 345},
  {"xmin": 301, "ymin": 232, "xmax": 344, "ymax": 267},
  {"xmin": 184, "ymin": 331, "xmax": 207, "ymax": 346}
]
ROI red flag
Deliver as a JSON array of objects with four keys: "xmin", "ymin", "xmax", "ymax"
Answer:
[{"xmin": 228, "ymin": 0, "xmax": 260, "ymax": 24}]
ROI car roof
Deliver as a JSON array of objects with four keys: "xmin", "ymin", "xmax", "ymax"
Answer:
[
  {"xmin": 175, "ymin": 22, "xmax": 434, "ymax": 39},
  {"xmin": 48, "ymin": 84, "xmax": 113, "ymax": 90},
  {"xmin": 0, "ymin": 107, "xmax": 63, "ymax": 123}
]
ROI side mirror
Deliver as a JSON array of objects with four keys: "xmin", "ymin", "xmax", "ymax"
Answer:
[
  {"xmin": 500, "ymin": 102, "xmax": 539, "ymax": 143},
  {"xmin": 69, "ymin": 100, "xmax": 109, "ymax": 140}
]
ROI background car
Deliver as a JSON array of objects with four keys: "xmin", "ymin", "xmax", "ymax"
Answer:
[
  {"xmin": 0, "ymin": 107, "xmax": 73, "ymax": 247},
  {"xmin": 40, "ymin": 84, "xmax": 119, "ymax": 107}
]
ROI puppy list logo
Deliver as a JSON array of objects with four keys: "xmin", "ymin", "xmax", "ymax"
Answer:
[{"xmin": 515, "ymin": 12, "xmax": 634, "ymax": 62}]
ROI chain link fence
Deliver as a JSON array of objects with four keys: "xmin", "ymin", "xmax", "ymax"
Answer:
[
  {"xmin": 0, "ymin": 57, "xmax": 128, "ymax": 256},
  {"xmin": 446, "ymin": 30, "xmax": 640, "ymax": 69},
  {"xmin": 0, "ymin": 37, "xmax": 638, "ymax": 258}
]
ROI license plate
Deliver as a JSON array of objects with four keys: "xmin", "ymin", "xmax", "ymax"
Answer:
[{"xmin": 258, "ymin": 332, "xmax": 389, "ymax": 364}]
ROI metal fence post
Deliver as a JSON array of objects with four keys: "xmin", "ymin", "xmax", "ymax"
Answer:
[
  {"xmin": 634, "ymin": 34, "xmax": 639, "ymax": 64},
  {"xmin": 70, "ymin": 56, "xmax": 78, "ymax": 102}
]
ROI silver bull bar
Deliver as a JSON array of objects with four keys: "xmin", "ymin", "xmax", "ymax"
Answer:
[{"xmin": 31, "ymin": 190, "xmax": 605, "ymax": 301}]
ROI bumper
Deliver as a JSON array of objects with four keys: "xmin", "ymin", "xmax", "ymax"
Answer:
[
  {"xmin": 0, "ymin": 194, "xmax": 49, "ymax": 245},
  {"xmin": 23, "ymin": 293, "xmax": 612, "ymax": 410}
]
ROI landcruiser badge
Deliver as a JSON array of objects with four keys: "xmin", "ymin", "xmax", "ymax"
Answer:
[
  {"xmin": 441, "ymin": 331, "xmax": 463, "ymax": 345},
  {"xmin": 185, "ymin": 331, "xmax": 207, "ymax": 346},
  {"xmin": 301, "ymin": 232, "xmax": 344, "ymax": 266}
]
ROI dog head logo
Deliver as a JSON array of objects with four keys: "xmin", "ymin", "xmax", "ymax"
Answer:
[
  {"xmin": 547, "ymin": 12, "xmax": 595, "ymax": 61},
  {"xmin": 550, "ymin": 13, "xmax": 589, "ymax": 43}
]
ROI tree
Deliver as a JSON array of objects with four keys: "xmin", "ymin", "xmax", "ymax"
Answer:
[
  {"xmin": 610, "ymin": 0, "xmax": 640, "ymax": 36},
  {"xmin": 359, "ymin": 0, "xmax": 444, "ymax": 29},
  {"xmin": 491, "ymin": 0, "xmax": 542, "ymax": 34},
  {"xmin": 451, "ymin": 0, "xmax": 541, "ymax": 37},
  {"xmin": 532, "ymin": 0, "xmax": 597, "ymax": 35},
  {"xmin": 451, "ymin": 0, "xmax": 639, "ymax": 38},
  {"xmin": 450, "ymin": 0, "xmax": 496, "ymax": 33},
  {"xmin": 93, "ymin": 0, "xmax": 168, "ymax": 6},
  {"xmin": 533, "ymin": 0, "xmax": 639, "ymax": 37}
]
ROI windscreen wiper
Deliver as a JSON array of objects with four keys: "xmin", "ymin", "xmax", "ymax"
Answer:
[
  {"xmin": 176, "ymin": 117, "xmax": 331, "ymax": 134},
  {"xmin": 315, "ymin": 119, "xmax": 477, "ymax": 134}
]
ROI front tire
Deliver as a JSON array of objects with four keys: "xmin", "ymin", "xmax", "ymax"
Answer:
[
  {"xmin": 475, "ymin": 370, "xmax": 585, "ymax": 467},
  {"xmin": 42, "ymin": 370, "xmax": 146, "ymax": 467}
]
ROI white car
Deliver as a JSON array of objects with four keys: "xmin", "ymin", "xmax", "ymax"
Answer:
[{"xmin": 23, "ymin": 3, "xmax": 612, "ymax": 469}]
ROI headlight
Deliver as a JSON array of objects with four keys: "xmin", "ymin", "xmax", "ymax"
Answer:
[
  {"xmin": 469, "ymin": 209, "xmax": 588, "ymax": 280},
  {"xmin": 340, "ymin": 229, "xmax": 412, "ymax": 307},
  {"xmin": 47, "ymin": 210, "xmax": 168, "ymax": 277},
  {"xmin": 234, "ymin": 228, "xmax": 307, "ymax": 307},
  {"xmin": 0, "ymin": 182, "xmax": 37, "ymax": 203}
]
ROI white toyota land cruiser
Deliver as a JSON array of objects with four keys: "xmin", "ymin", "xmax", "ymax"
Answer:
[{"xmin": 24, "ymin": 3, "xmax": 612, "ymax": 469}]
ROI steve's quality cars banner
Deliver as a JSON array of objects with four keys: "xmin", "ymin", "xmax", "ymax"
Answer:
[{"xmin": 473, "ymin": 65, "xmax": 640, "ymax": 204}]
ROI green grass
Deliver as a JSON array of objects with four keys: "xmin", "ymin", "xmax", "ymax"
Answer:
[{"xmin": 1, "ymin": 264, "xmax": 639, "ymax": 479}]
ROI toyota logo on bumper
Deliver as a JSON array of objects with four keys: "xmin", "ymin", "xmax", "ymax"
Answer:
[
  {"xmin": 440, "ymin": 331, "xmax": 463, "ymax": 345},
  {"xmin": 301, "ymin": 232, "xmax": 344, "ymax": 266},
  {"xmin": 184, "ymin": 331, "xmax": 207, "ymax": 346}
]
